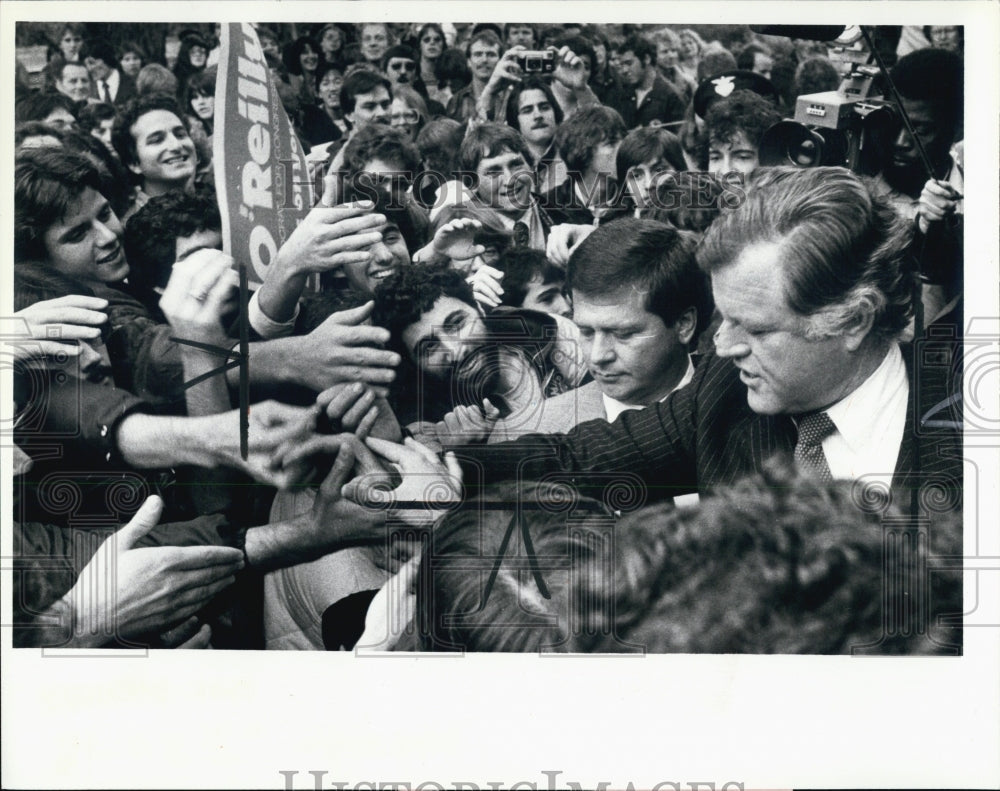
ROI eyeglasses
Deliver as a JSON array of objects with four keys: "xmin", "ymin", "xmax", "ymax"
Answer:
[
  {"xmin": 390, "ymin": 109, "xmax": 420, "ymax": 124},
  {"xmin": 388, "ymin": 61, "xmax": 416, "ymax": 72},
  {"xmin": 421, "ymin": 36, "xmax": 443, "ymax": 43}
]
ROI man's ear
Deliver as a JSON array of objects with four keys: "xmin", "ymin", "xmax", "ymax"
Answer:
[
  {"xmin": 675, "ymin": 306, "xmax": 698, "ymax": 346},
  {"xmin": 841, "ymin": 302, "xmax": 877, "ymax": 352},
  {"xmin": 127, "ymin": 161, "xmax": 143, "ymax": 176}
]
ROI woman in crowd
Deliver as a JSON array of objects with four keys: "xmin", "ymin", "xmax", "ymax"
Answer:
[
  {"xmin": 676, "ymin": 28, "xmax": 706, "ymax": 86},
  {"xmin": 182, "ymin": 66, "xmax": 217, "ymax": 169},
  {"xmin": 390, "ymin": 85, "xmax": 430, "ymax": 141},
  {"xmin": 302, "ymin": 62, "xmax": 347, "ymax": 147},
  {"xmin": 119, "ymin": 41, "xmax": 146, "ymax": 79},
  {"xmin": 53, "ymin": 22, "xmax": 86, "ymax": 63},
  {"xmin": 283, "ymin": 35, "xmax": 324, "ymax": 108},
  {"xmin": 416, "ymin": 23, "xmax": 448, "ymax": 106},
  {"xmin": 172, "ymin": 31, "xmax": 209, "ymax": 99},
  {"xmin": 314, "ymin": 23, "xmax": 347, "ymax": 68}
]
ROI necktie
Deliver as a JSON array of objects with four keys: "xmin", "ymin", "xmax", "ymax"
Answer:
[
  {"xmin": 101, "ymin": 80, "xmax": 112, "ymax": 103},
  {"xmin": 794, "ymin": 411, "xmax": 837, "ymax": 481}
]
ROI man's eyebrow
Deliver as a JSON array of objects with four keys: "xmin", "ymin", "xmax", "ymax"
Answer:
[
  {"xmin": 443, "ymin": 310, "xmax": 466, "ymax": 330},
  {"xmin": 57, "ymin": 220, "xmax": 89, "ymax": 243}
]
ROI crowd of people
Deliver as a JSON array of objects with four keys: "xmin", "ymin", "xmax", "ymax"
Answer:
[{"xmin": 11, "ymin": 21, "xmax": 965, "ymax": 653}]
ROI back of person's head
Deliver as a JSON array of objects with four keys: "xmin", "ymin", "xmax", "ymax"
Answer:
[
  {"xmin": 619, "ymin": 34, "xmax": 656, "ymax": 65},
  {"xmin": 704, "ymin": 88, "xmax": 781, "ymax": 149},
  {"xmin": 697, "ymin": 45, "xmax": 737, "ymax": 82},
  {"xmin": 122, "ymin": 188, "xmax": 222, "ymax": 291},
  {"xmin": 372, "ymin": 263, "xmax": 476, "ymax": 357},
  {"xmin": 458, "ymin": 122, "xmax": 530, "ymax": 173},
  {"xmin": 15, "ymin": 92, "xmax": 75, "ymax": 125},
  {"xmin": 643, "ymin": 171, "xmax": 727, "ymax": 235},
  {"xmin": 341, "ymin": 123, "xmax": 421, "ymax": 178},
  {"xmin": 77, "ymin": 101, "xmax": 117, "ymax": 132},
  {"xmin": 496, "ymin": 247, "xmax": 564, "ymax": 310},
  {"xmin": 413, "ymin": 481, "xmax": 616, "ymax": 652},
  {"xmin": 15, "ymin": 121, "xmax": 68, "ymax": 149},
  {"xmin": 554, "ymin": 104, "xmax": 627, "ymax": 174},
  {"xmin": 15, "ymin": 261, "xmax": 96, "ymax": 311},
  {"xmin": 569, "ymin": 217, "xmax": 713, "ymax": 344},
  {"xmin": 615, "ymin": 126, "xmax": 686, "ymax": 186},
  {"xmin": 136, "ymin": 63, "xmax": 179, "ymax": 96},
  {"xmin": 505, "ymin": 76, "xmax": 564, "ymax": 131},
  {"xmin": 80, "ymin": 37, "xmax": 117, "ymax": 66},
  {"xmin": 793, "ymin": 56, "xmax": 840, "ymax": 97},
  {"xmin": 434, "ymin": 48, "xmax": 472, "ymax": 91},
  {"xmin": 339, "ymin": 69, "xmax": 392, "ymax": 114},
  {"xmin": 554, "ymin": 34, "xmax": 597, "ymax": 73},
  {"xmin": 890, "ymin": 47, "xmax": 964, "ymax": 136},
  {"xmin": 15, "ymin": 147, "xmax": 105, "ymax": 262},
  {"xmin": 736, "ymin": 42, "xmax": 771, "ymax": 72},
  {"xmin": 610, "ymin": 461, "xmax": 961, "ymax": 653},
  {"xmin": 416, "ymin": 117, "xmax": 465, "ymax": 175},
  {"xmin": 698, "ymin": 166, "xmax": 914, "ymax": 342},
  {"xmin": 59, "ymin": 125, "xmax": 132, "ymax": 218},
  {"xmin": 111, "ymin": 92, "xmax": 185, "ymax": 168}
]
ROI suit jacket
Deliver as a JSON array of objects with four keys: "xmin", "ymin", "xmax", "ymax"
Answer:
[
  {"xmin": 89, "ymin": 69, "xmax": 137, "ymax": 108},
  {"xmin": 461, "ymin": 344, "xmax": 962, "ymax": 515}
]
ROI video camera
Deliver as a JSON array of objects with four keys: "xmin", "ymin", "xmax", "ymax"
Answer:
[{"xmin": 760, "ymin": 63, "xmax": 902, "ymax": 175}]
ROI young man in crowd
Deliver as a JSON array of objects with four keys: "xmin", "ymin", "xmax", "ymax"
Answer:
[
  {"xmin": 612, "ymin": 34, "xmax": 686, "ymax": 130},
  {"xmin": 704, "ymin": 88, "xmax": 781, "ymax": 177},
  {"xmin": 505, "ymin": 76, "xmax": 567, "ymax": 194},
  {"xmin": 543, "ymin": 105, "xmax": 627, "ymax": 225},
  {"xmin": 82, "ymin": 37, "xmax": 137, "ymax": 107},
  {"xmin": 111, "ymin": 92, "xmax": 198, "ymax": 217},
  {"xmin": 447, "ymin": 29, "xmax": 502, "ymax": 123},
  {"xmin": 490, "ymin": 218, "xmax": 711, "ymax": 440}
]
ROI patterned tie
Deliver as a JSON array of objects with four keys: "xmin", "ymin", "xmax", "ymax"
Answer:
[
  {"xmin": 794, "ymin": 411, "xmax": 837, "ymax": 481},
  {"xmin": 101, "ymin": 80, "xmax": 112, "ymax": 103}
]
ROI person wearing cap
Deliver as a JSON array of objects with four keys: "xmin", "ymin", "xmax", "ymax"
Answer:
[
  {"xmin": 382, "ymin": 44, "xmax": 429, "ymax": 98},
  {"xmin": 693, "ymin": 71, "xmax": 780, "ymax": 177},
  {"xmin": 611, "ymin": 34, "xmax": 686, "ymax": 131}
]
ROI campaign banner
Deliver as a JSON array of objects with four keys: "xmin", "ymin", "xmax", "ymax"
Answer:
[{"xmin": 214, "ymin": 23, "xmax": 313, "ymax": 284}]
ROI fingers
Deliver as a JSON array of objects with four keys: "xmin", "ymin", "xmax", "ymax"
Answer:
[
  {"xmin": 364, "ymin": 436, "xmax": 409, "ymax": 465},
  {"xmin": 278, "ymin": 433, "xmax": 352, "ymax": 470},
  {"xmin": 443, "ymin": 450, "xmax": 464, "ymax": 484},
  {"xmin": 249, "ymin": 400, "xmax": 318, "ymax": 430},
  {"xmin": 159, "ymin": 615, "xmax": 203, "ymax": 647},
  {"xmin": 354, "ymin": 404, "xmax": 380, "ymax": 441},
  {"xmin": 115, "ymin": 495, "xmax": 164, "ymax": 551},
  {"xmin": 341, "ymin": 389, "xmax": 377, "ymax": 430},
  {"xmin": 321, "ymin": 301, "xmax": 380, "ymax": 330},
  {"xmin": 319, "ymin": 170, "xmax": 342, "ymax": 207},
  {"xmin": 482, "ymin": 398, "xmax": 501, "ymax": 420},
  {"xmin": 175, "ymin": 623, "xmax": 213, "ymax": 649},
  {"xmin": 165, "ymin": 544, "xmax": 245, "ymax": 571},
  {"xmin": 317, "ymin": 381, "xmax": 370, "ymax": 421},
  {"xmin": 33, "ymin": 294, "xmax": 109, "ymax": 311}
]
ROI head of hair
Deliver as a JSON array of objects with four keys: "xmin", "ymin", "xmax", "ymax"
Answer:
[
  {"xmin": 696, "ymin": 45, "xmax": 737, "ymax": 82},
  {"xmin": 15, "ymin": 261, "xmax": 96, "ymax": 312},
  {"xmin": 554, "ymin": 34, "xmax": 597, "ymax": 73},
  {"xmin": 890, "ymin": 47, "xmax": 964, "ymax": 135},
  {"xmin": 736, "ymin": 42, "xmax": 771, "ymax": 72},
  {"xmin": 76, "ymin": 101, "xmax": 117, "ymax": 132},
  {"xmin": 434, "ymin": 48, "xmax": 472, "ymax": 91},
  {"xmin": 416, "ymin": 117, "xmax": 465, "ymax": 175},
  {"xmin": 412, "ymin": 462, "xmax": 960, "ymax": 653},
  {"xmin": 15, "ymin": 121, "xmax": 68, "ymax": 148},
  {"xmin": 615, "ymin": 126, "xmax": 686, "ymax": 186},
  {"xmin": 119, "ymin": 40, "xmax": 147, "ymax": 62},
  {"xmin": 80, "ymin": 37, "xmax": 117, "ymax": 67},
  {"xmin": 283, "ymin": 35, "xmax": 323, "ymax": 77},
  {"xmin": 372, "ymin": 264, "xmax": 477, "ymax": 359},
  {"xmin": 15, "ymin": 147, "xmax": 105, "ymax": 262},
  {"xmin": 643, "ymin": 171, "xmax": 727, "ymax": 235},
  {"xmin": 619, "ymin": 34, "xmax": 656, "ymax": 66},
  {"xmin": 112, "ymin": 92, "xmax": 186, "ymax": 168},
  {"xmin": 15, "ymin": 92, "xmax": 76, "ymax": 125},
  {"xmin": 122, "ymin": 187, "xmax": 222, "ymax": 291},
  {"xmin": 60, "ymin": 126, "xmax": 132, "ymax": 218},
  {"xmin": 339, "ymin": 69, "xmax": 392, "ymax": 114},
  {"xmin": 793, "ymin": 56, "xmax": 841, "ymax": 97},
  {"xmin": 382, "ymin": 44, "xmax": 417, "ymax": 70},
  {"xmin": 391, "ymin": 84, "xmax": 429, "ymax": 130},
  {"xmin": 418, "ymin": 23, "xmax": 447, "ymax": 58},
  {"xmin": 569, "ymin": 217, "xmax": 712, "ymax": 342},
  {"xmin": 464, "ymin": 29, "xmax": 502, "ymax": 59},
  {"xmin": 183, "ymin": 66, "xmax": 217, "ymax": 102},
  {"xmin": 679, "ymin": 28, "xmax": 707, "ymax": 59},
  {"xmin": 502, "ymin": 22, "xmax": 535, "ymax": 44},
  {"xmin": 698, "ymin": 166, "xmax": 915, "ymax": 341},
  {"xmin": 505, "ymin": 76, "xmax": 564, "ymax": 131},
  {"xmin": 174, "ymin": 33, "xmax": 209, "ymax": 81},
  {"xmin": 136, "ymin": 63, "xmax": 178, "ymax": 96},
  {"xmin": 497, "ymin": 247, "xmax": 565, "ymax": 309},
  {"xmin": 458, "ymin": 122, "xmax": 531, "ymax": 174},
  {"xmin": 651, "ymin": 27, "xmax": 682, "ymax": 51},
  {"xmin": 554, "ymin": 105, "xmax": 627, "ymax": 174},
  {"xmin": 704, "ymin": 88, "xmax": 782, "ymax": 149},
  {"xmin": 341, "ymin": 123, "xmax": 421, "ymax": 179},
  {"xmin": 50, "ymin": 55, "xmax": 89, "ymax": 85}
]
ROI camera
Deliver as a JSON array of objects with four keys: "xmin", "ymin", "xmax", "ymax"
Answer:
[
  {"xmin": 759, "ymin": 64, "xmax": 901, "ymax": 175},
  {"xmin": 516, "ymin": 50, "xmax": 556, "ymax": 74}
]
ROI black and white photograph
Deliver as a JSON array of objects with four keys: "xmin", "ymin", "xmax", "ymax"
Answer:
[{"xmin": 2, "ymin": 1, "xmax": 998, "ymax": 788}]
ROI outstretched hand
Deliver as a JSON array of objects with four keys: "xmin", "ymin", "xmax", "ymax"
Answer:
[{"xmin": 8, "ymin": 295, "xmax": 108, "ymax": 361}]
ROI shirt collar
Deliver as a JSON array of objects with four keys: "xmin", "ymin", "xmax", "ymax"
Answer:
[
  {"xmin": 601, "ymin": 356, "xmax": 695, "ymax": 422},
  {"xmin": 823, "ymin": 344, "xmax": 907, "ymax": 455}
]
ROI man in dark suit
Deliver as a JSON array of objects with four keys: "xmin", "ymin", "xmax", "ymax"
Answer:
[
  {"xmin": 414, "ymin": 166, "xmax": 961, "ymax": 516},
  {"xmin": 82, "ymin": 38, "xmax": 137, "ymax": 108}
]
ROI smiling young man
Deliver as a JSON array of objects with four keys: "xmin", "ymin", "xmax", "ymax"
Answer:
[
  {"xmin": 458, "ymin": 123, "xmax": 552, "ymax": 251},
  {"xmin": 446, "ymin": 29, "xmax": 502, "ymax": 123},
  {"xmin": 112, "ymin": 93, "xmax": 197, "ymax": 218}
]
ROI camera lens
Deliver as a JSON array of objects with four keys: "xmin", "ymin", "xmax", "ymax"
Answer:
[{"xmin": 792, "ymin": 138, "xmax": 819, "ymax": 167}]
